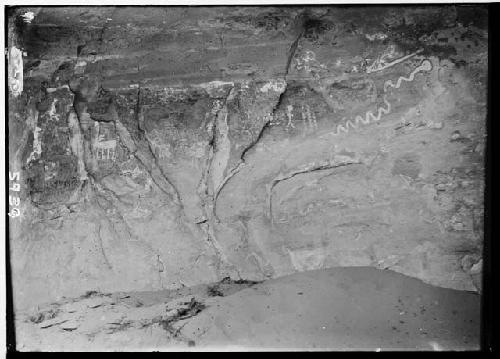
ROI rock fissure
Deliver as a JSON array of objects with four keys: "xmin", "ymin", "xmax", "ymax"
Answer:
[
  {"xmin": 133, "ymin": 87, "xmax": 183, "ymax": 208},
  {"xmin": 95, "ymin": 222, "xmax": 113, "ymax": 270},
  {"xmin": 267, "ymin": 159, "xmax": 363, "ymax": 225},
  {"xmin": 197, "ymin": 90, "xmax": 245, "ymax": 279},
  {"xmin": 211, "ymin": 22, "xmax": 305, "ymax": 220},
  {"xmin": 93, "ymin": 182, "xmax": 137, "ymax": 241},
  {"xmin": 285, "ymin": 25, "xmax": 305, "ymax": 76},
  {"xmin": 213, "ymin": 85, "xmax": 287, "ymax": 221},
  {"xmin": 196, "ymin": 99, "xmax": 231, "ymax": 272}
]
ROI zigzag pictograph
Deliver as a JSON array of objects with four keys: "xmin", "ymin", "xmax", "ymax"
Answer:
[
  {"xmin": 268, "ymin": 55, "xmax": 434, "ymax": 223},
  {"xmin": 329, "ymin": 57, "xmax": 433, "ymax": 137}
]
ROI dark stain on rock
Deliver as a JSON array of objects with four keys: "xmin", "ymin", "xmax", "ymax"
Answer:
[
  {"xmin": 422, "ymin": 44, "xmax": 458, "ymax": 61},
  {"xmin": 456, "ymin": 5, "xmax": 488, "ymax": 30},
  {"xmin": 302, "ymin": 17, "xmax": 334, "ymax": 43},
  {"xmin": 391, "ymin": 153, "xmax": 422, "ymax": 179},
  {"xmin": 228, "ymin": 9, "xmax": 293, "ymax": 32},
  {"xmin": 51, "ymin": 61, "xmax": 75, "ymax": 87}
]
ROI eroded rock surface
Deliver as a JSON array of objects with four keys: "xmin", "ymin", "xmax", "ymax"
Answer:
[{"xmin": 7, "ymin": 6, "xmax": 486, "ymax": 311}]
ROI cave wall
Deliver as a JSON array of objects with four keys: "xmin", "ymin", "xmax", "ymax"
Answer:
[{"xmin": 7, "ymin": 6, "xmax": 487, "ymax": 309}]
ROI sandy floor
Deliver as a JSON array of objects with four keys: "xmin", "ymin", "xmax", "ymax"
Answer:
[{"xmin": 15, "ymin": 267, "xmax": 480, "ymax": 351}]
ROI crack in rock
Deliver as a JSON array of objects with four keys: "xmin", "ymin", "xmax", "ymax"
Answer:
[
  {"xmin": 67, "ymin": 109, "xmax": 89, "ymax": 181},
  {"xmin": 212, "ymin": 86, "xmax": 287, "ymax": 222},
  {"xmin": 115, "ymin": 113, "xmax": 205, "ymax": 240},
  {"xmin": 193, "ymin": 93, "xmax": 244, "ymax": 279},
  {"xmin": 211, "ymin": 24, "xmax": 305, "ymax": 221},
  {"xmin": 129, "ymin": 88, "xmax": 183, "ymax": 207},
  {"xmin": 267, "ymin": 159, "xmax": 363, "ymax": 225},
  {"xmin": 95, "ymin": 222, "xmax": 113, "ymax": 270},
  {"xmin": 93, "ymin": 181, "xmax": 138, "ymax": 241}
]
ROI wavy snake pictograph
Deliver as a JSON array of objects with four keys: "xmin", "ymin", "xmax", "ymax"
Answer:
[
  {"xmin": 267, "ymin": 54, "xmax": 434, "ymax": 223},
  {"xmin": 328, "ymin": 56, "xmax": 433, "ymax": 137}
]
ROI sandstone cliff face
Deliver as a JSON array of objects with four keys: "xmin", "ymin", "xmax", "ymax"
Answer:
[{"xmin": 7, "ymin": 6, "xmax": 487, "ymax": 309}]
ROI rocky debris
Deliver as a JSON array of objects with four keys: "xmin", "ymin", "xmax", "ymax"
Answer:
[
  {"xmin": 84, "ymin": 297, "xmax": 114, "ymax": 309},
  {"xmin": 38, "ymin": 317, "xmax": 67, "ymax": 329},
  {"xmin": 28, "ymin": 307, "xmax": 59, "ymax": 324},
  {"xmin": 60, "ymin": 320, "xmax": 80, "ymax": 331},
  {"xmin": 16, "ymin": 267, "xmax": 480, "ymax": 351},
  {"xmin": 18, "ymin": 279, "xmax": 240, "ymax": 349},
  {"xmin": 60, "ymin": 302, "xmax": 84, "ymax": 313},
  {"xmin": 207, "ymin": 276, "xmax": 262, "ymax": 297},
  {"xmin": 164, "ymin": 297, "xmax": 206, "ymax": 324},
  {"xmin": 125, "ymin": 303, "xmax": 167, "ymax": 323}
]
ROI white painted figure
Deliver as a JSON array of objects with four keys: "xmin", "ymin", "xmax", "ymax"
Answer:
[
  {"xmin": 95, "ymin": 139, "xmax": 117, "ymax": 161},
  {"xmin": 9, "ymin": 46, "xmax": 23, "ymax": 96}
]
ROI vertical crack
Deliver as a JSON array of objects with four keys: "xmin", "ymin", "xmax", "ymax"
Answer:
[
  {"xmin": 95, "ymin": 215, "xmax": 113, "ymax": 271},
  {"xmin": 111, "ymin": 91, "xmax": 207, "ymax": 247},
  {"xmin": 67, "ymin": 109, "xmax": 88, "ymax": 182},
  {"xmin": 195, "ymin": 95, "xmax": 241, "ymax": 278},
  {"xmin": 211, "ymin": 27, "xmax": 304, "ymax": 221},
  {"xmin": 285, "ymin": 27, "xmax": 305, "ymax": 76},
  {"xmin": 133, "ymin": 87, "xmax": 183, "ymax": 207},
  {"xmin": 93, "ymin": 181, "xmax": 137, "ymax": 241},
  {"xmin": 212, "ymin": 86, "xmax": 286, "ymax": 221}
]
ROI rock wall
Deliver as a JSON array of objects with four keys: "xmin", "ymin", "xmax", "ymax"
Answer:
[{"xmin": 7, "ymin": 6, "xmax": 487, "ymax": 309}]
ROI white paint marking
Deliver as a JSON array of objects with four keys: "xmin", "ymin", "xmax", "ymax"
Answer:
[
  {"xmin": 21, "ymin": 12, "xmax": 35, "ymax": 23},
  {"xmin": 8, "ymin": 46, "xmax": 23, "ymax": 96}
]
